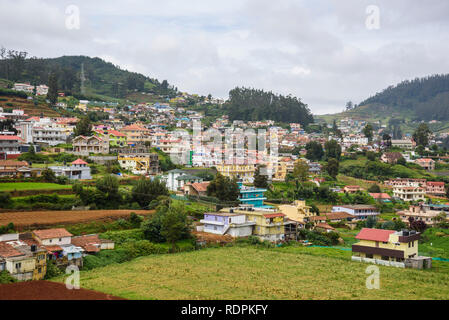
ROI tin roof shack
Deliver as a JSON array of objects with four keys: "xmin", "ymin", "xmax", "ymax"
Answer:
[{"xmin": 352, "ymin": 228, "xmax": 431, "ymax": 269}]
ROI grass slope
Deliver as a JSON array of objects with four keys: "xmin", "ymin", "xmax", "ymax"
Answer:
[
  {"xmin": 0, "ymin": 182, "xmax": 72, "ymax": 192},
  {"xmin": 65, "ymin": 246, "xmax": 449, "ymax": 300}
]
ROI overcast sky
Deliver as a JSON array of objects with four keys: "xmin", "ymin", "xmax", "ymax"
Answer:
[{"xmin": 1, "ymin": 0, "xmax": 449, "ymax": 114}]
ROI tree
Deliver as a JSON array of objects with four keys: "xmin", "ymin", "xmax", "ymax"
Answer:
[
  {"xmin": 345, "ymin": 101, "xmax": 354, "ymax": 111},
  {"xmin": 325, "ymin": 158, "xmax": 339, "ymax": 179},
  {"xmin": 363, "ymin": 124, "xmax": 374, "ymax": 142},
  {"xmin": 293, "ymin": 159, "xmax": 309, "ymax": 182},
  {"xmin": 41, "ymin": 168, "xmax": 56, "ymax": 183},
  {"xmin": 413, "ymin": 123, "xmax": 432, "ymax": 147},
  {"xmin": 409, "ymin": 217, "xmax": 427, "ymax": 233},
  {"xmin": 253, "ymin": 165, "xmax": 268, "ymax": 188},
  {"xmin": 382, "ymin": 133, "xmax": 392, "ymax": 148},
  {"xmin": 396, "ymin": 157, "xmax": 406, "ymax": 166},
  {"xmin": 160, "ymin": 205, "xmax": 191, "ymax": 252},
  {"xmin": 366, "ymin": 151, "xmax": 377, "ymax": 161},
  {"xmin": 305, "ymin": 141, "xmax": 324, "ymax": 161},
  {"xmin": 207, "ymin": 173, "xmax": 240, "ymax": 202},
  {"xmin": 365, "ymin": 216, "xmax": 377, "ymax": 228},
  {"xmin": 324, "ymin": 140, "xmax": 342, "ymax": 161},
  {"xmin": 47, "ymin": 72, "xmax": 58, "ymax": 107},
  {"xmin": 368, "ymin": 184, "xmax": 381, "ymax": 193},
  {"xmin": 73, "ymin": 116, "xmax": 93, "ymax": 137},
  {"xmin": 131, "ymin": 178, "xmax": 169, "ymax": 208}
]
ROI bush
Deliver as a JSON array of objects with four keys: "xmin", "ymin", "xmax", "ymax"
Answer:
[
  {"xmin": 44, "ymin": 260, "xmax": 63, "ymax": 279},
  {"xmin": 100, "ymin": 229, "xmax": 144, "ymax": 245},
  {"xmin": 0, "ymin": 271, "xmax": 17, "ymax": 284}
]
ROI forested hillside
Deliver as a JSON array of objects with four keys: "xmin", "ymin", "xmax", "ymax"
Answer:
[
  {"xmin": 0, "ymin": 48, "xmax": 177, "ymax": 100},
  {"xmin": 357, "ymin": 74, "xmax": 449, "ymax": 121},
  {"xmin": 226, "ymin": 87, "xmax": 314, "ymax": 125}
]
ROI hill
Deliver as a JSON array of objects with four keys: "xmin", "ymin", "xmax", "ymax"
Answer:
[
  {"xmin": 225, "ymin": 87, "xmax": 314, "ymax": 126},
  {"xmin": 56, "ymin": 246, "xmax": 449, "ymax": 300},
  {"xmin": 0, "ymin": 50, "xmax": 177, "ymax": 101},
  {"xmin": 0, "ymin": 88, "xmax": 61, "ymax": 117},
  {"xmin": 317, "ymin": 74, "xmax": 449, "ymax": 128}
]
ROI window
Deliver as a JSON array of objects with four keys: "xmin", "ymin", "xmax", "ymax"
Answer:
[
  {"xmin": 366, "ymin": 254, "xmax": 373, "ymax": 259},
  {"xmin": 15, "ymin": 263, "xmax": 21, "ymax": 269}
]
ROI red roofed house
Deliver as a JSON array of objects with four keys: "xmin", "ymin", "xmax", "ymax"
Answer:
[
  {"xmin": 369, "ymin": 193, "xmax": 392, "ymax": 202},
  {"xmin": 72, "ymin": 135, "xmax": 109, "ymax": 156},
  {"xmin": 352, "ymin": 228, "xmax": 424, "ymax": 265},
  {"xmin": 48, "ymin": 158, "xmax": 92, "ymax": 180},
  {"xmin": 184, "ymin": 182, "xmax": 210, "ymax": 197},
  {"xmin": 0, "ymin": 135, "xmax": 22, "ymax": 158},
  {"xmin": 426, "ymin": 181, "xmax": 446, "ymax": 197}
]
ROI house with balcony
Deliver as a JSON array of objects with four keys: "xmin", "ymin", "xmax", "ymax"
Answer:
[
  {"xmin": 278, "ymin": 200, "xmax": 316, "ymax": 223},
  {"xmin": 118, "ymin": 152, "xmax": 160, "ymax": 175},
  {"xmin": 238, "ymin": 182, "xmax": 268, "ymax": 208},
  {"xmin": 393, "ymin": 186, "xmax": 426, "ymax": 202},
  {"xmin": 162, "ymin": 169, "xmax": 203, "ymax": 192},
  {"xmin": 0, "ymin": 135, "xmax": 22, "ymax": 158},
  {"xmin": 215, "ymin": 164, "xmax": 256, "ymax": 184},
  {"xmin": 352, "ymin": 228, "xmax": 431, "ymax": 269},
  {"xmin": 72, "ymin": 135, "xmax": 110, "ymax": 156},
  {"xmin": 200, "ymin": 212, "xmax": 255, "ymax": 237},
  {"xmin": 94, "ymin": 128, "xmax": 127, "ymax": 147},
  {"xmin": 426, "ymin": 181, "xmax": 446, "ymax": 197},
  {"xmin": 398, "ymin": 204, "xmax": 448, "ymax": 226},
  {"xmin": 221, "ymin": 206, "xmax": 287, "ymax": 242},
  {"xmin": 332, "ymin": 205, "xmax": 379, "ymax": 220}
]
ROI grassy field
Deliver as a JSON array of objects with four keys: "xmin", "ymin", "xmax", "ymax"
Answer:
[
  {"xmin": 0, "ymin": 182, "xmax": 72, "ymax": 192},
  {"xmin": 62, "ymin": 246, "xmax": 449, "ymax": 300}
]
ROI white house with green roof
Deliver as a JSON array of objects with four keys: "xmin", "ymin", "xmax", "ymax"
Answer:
[{"xmin": 162, "ymin": 169, "xmax": 203, "ymax": 192}]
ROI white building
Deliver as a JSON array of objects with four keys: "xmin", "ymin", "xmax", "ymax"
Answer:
[
  {"xmin": 332, "ymin": 205, "xmax": 379, "ymax": 220},
  {"xmin": 200, "ymin": 212, "xmax": 255, "ymax": 237},
  {"xmin": 161, "ymin": 169, "xmax": 203, "ymax": 192}
]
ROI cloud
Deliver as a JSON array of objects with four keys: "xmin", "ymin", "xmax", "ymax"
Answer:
[{"xmin": 0, "ymin": 0, "xmax": 449, "ymax": 115}]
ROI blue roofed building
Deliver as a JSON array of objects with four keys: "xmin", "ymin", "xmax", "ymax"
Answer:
[{"xmin": 237, "ymin": 181, "xmax": 271, "ymax": 208}]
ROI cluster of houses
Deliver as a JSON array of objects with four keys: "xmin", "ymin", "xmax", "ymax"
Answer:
[{"xmin": 0, "ymin": 228, "xmax": 114, "ymax": 281}]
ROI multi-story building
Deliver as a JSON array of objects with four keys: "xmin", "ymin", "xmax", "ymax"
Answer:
[
  {"xmin": 393, "ymin": 186, "xmax": 426, "ymax": 202},
  {"xmin": 221, "ymin": 207, "xmax": 287, "ymax": 242},
  {"xmin": 384, "ymin": 178, "xmax": 426, "ymax": 188},
  {"xmin": 278, "ymin": 200, "xmax": 316, "ymax": 223},
  {"xmin": 0, "ymin": 134, "xmax": 21, "ymax": 158},
  {"xmin": 215, "ymin": 164, "xmax": 256, "ymax": 184},
  {"xmin": 332, "ymin": 205, "xmax": 379, "ymax": 220},
  {"xmin": 398, "ymin": 205, "xmax": 448, "ymax": 226},
  {"xmin": 94, "ymin": 129, "xmax": 127, "ymax": 147},
  {"xmin": 200, "ymin": 212, "xmax": 255, "ymax": 237},
  {"xmin": 118, "ymin": 152, "xmax": 160, "ymax": 175},
  {"xmin": 391, "ymin": 139, "xmax": 415, "ymax": 150},
  {"xmin": 352, "ymin": 228, "xmax": 431, "ymax": 269},
  {"xmin": 161, "ymin": 169, "xmax": 203, "ymax": 192},
  {"xmin": 72, "ymin": 135, "xmax": 110, "ymax": 156},
  {"xmin": 0, "ymin": 233, "xmax": 47, "ymax": 281},
  {"xmin": 426, "ymin": 181, "xmax": 446, "ymax": 197},
  {"xmin": 120, "ymin": 124, "xmax": 151, "ymax": 146}
]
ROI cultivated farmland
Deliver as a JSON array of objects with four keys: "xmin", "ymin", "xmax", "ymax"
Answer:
[
  {"xmin": 0, "ymin": 209, "xmax": 154, "ymax": 230},
  {"xmin": 0, "ymin": 182, "xmax": 72, "ymax": 192},
  {"xmin": 66, "ymin": 246, "xmax": 449, "ymax": 300}
]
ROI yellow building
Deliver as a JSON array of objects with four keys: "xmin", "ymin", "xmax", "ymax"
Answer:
[
  {"xmin": 273, "ymin": 158, "xmax": 295, "ymax": 181},
  {"xmin": 221, "ymin": 207, "xmax": 286, "ymax": 242},
  {"xmin": 0, "ymin": 240, "xmax": 47, "ymax": 281},
  {"xmin": 352, "ymin": 228, "xmax": 420, "ymax": 263},
  {"xmin": 278, "ymin": 200, "xmax": 316, "ymax": 223},
  {"xmin": 118, "ymin": 153, "xmax": 160, "ymax": 175},
  {"xmin": 215, "ymin": 164, "xmax": 256, "ymax": 183}
]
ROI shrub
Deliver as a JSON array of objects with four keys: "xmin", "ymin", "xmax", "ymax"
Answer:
[
  {"xmin": 44, "ymin": 260, "xmax": 63, "ymax": 279},
  {"xmin": 0, "ymin": 271, "xmax": 17, "ymax": 284}
]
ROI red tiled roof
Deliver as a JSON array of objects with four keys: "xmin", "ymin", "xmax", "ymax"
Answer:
[
  {"xmin": 0, "ymin": 242, "xmax": 24, "ymax": 258},
  {"xmin": 0, "ymin": 160, "xmax": 28, "ymax": 167},
  {"xmin": 33, "ymin": 228, "xmax": 73, "ymax": 240},
  {"xmin": 369, "ymin": 193, "xmax": 392, "ymax": 199},
  {"xmin": 427, "ymin": 182, "xmax": 445, "ymax": 186},
  {"xmin": 355, "ymin": 228, "xmax": 395, "ymax": 242},
  {"xmin": 316, "ymin": 223, "xmax": 335, "ymax": 230},
  {"xmin": 191, "ymin": 182, "xmax": 210, "ymax": 193},
  {"xmin": 71, "ymin": 158, "xmax": 88, "ymax": 165},
  {"xmin": 44, "ymin": 245, "xmax": 63, "ymax": 253}
]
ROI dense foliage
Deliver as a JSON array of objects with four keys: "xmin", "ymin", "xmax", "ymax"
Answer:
[
  {"xmin": 358, "ymin": 74, "xmax": 449, "ymax": 121},
  {"xmin": 226, "ymin": 87, "xmax": 314, "ymax": 125}
]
